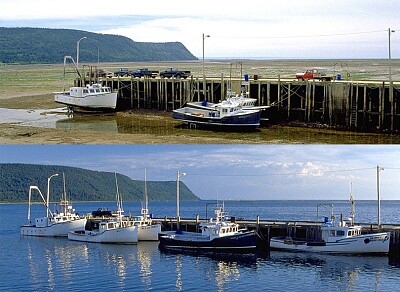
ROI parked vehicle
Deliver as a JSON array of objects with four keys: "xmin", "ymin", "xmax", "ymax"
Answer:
[
  {"xmin": 295, "ymin": 69, "xmax": 335, "ymax": 81},
  {"xmin": 86, "ymin": 68, "xmax": 113, "ymax": 78},
  {"xmin": 114, "ymin": 68, "xmax": 130, "ymax": 77},
  {"xmin": 130, "ymin": 68, "xmax": 159, "ymax": 78},
  {"xmin": 159, "ymin": 67, "xmax": 191, "ymax": 79}
]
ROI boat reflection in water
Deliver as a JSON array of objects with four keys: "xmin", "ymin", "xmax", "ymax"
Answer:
[{"xmin": 269, "ymin": 251, "xmax": 390, "ymax": 290}]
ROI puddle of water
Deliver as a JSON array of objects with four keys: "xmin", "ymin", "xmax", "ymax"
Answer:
[{"xmin": 1, "ymin": 107, "xmax": 400, "ymax": 144}]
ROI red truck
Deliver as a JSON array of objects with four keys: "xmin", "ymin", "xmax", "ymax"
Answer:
[{"xmin": 295, "ymin": 69, "xmax": 335, "ymax": 81}]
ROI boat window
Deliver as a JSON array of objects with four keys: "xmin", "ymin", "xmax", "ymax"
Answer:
[
  {"xmin": 330, "ymin": 230, "xmax": 335, "ymax": 236},
  {"xmin": 89, "ymin": 89, "xmax": 95, "ymax": 93},
  {"xmin": 83, "ymin": 89, "xmax": 89, "ymax": 94},
  {"xmin": 101, "ymin": 224, "xmax": 106, "ymax": 229},
  {"xmin": 337, "ymin": 230, "xmax": 345, "ymax": 236},
  {"xmin": 109, "ymin": 223, "xmax": 114, "ymax": 229},
  {"xmin": 95, "ymin": 89, "xmax": 100, "ymax": 93}
]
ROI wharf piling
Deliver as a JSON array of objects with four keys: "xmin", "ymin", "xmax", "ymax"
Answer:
[
  {"xmin": 153, "ymin": 217, "xmax": 400, "ymax": 258},
  {"xmin": 83, "ymin": 75, "xmax": 400, "ymax": 133},
  {"xmin": 80, "ymin": 74, "xmax": 400, "ymax": 133}
]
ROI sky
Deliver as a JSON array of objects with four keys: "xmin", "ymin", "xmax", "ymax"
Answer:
[
  {"xmin": 1, "ymin": 145, "xmax": 399, "ymax": 201},
  {"xmin": 0, "ymin": 0, "xmax": 399, "ymax": 59}
]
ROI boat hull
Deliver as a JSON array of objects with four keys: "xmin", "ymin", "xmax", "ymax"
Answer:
[
  {"xmin": 172, "ymin": 108, "xmax": 260, "ymax": 128},
  {"xmin": 54, "ymin": 92, "xmax": 117, "ymax": 111},
  {"xmin": 20, "ymin": 218, "xmax": 86, "ymax": 237},
  {"xmin": 158, "ymin": 230, "xmax": 257, "ymax": 253},
  {"xmin": 68, "ymin": 225, "xmax": 138, "ymax": 244},
  {"xmin": 138, "ymin": 223, "xmax": 162, "ymax": 241},
  {"xmin": 270, "ymin": 232, "xmax": 390, "ymax": 254}
]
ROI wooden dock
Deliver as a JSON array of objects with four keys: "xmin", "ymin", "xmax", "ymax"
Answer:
[
  {"xmin": 153, "ymin": 216, "xmax": 400, "ymax": 258},
  {"xmin": 80, "ymin": 74, "xmax": 400, "ymax": 132}
]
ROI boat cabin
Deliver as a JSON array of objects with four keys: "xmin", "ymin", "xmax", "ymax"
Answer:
[
  {"xmin": 69, "ymin": 84, "xmax": 112, "ymax": 98},
  {"xmin": 321, "ymin": 220, "xmax": 362, "ymax": 242}
]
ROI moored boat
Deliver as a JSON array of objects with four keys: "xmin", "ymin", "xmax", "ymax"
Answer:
[
  {"xmin": 158, "ymin": 204, "xmax": 257, "ymax": 253},
  {"xmin": 270, "ymin": 196, "xmax": 390, "ymax": 254},
  {"xmin": 68, "ymin": 217, "xmax": 138, "ymax": 244},
  {"xmin": 20, "ymin": 175, "xmax": 86, "ymax": 237},
  {"xmin": 129, "ymin": 169, "xmax": 161, "ymax": 241},
  {"xmin": 68, "ymin": 173, "xmax": 138, "ymax": 244}
]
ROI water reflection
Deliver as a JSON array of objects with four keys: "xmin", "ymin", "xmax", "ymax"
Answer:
[
  {"xmin": 269, "ymin": 251, "xmax": 389, "ymax": 291},
  {"xmin": 159, "ymin": 248, "xmax": 258, "ymax": 291}
]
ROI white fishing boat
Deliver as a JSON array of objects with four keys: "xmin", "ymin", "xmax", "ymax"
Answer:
[
  {"xmin": 68, "ymin": 173, "xmax": 138, "ymax": 244},
  {"xmin": 270, "ymin": 196, "xmax": 390, "ymax": 254},
  {"xmin": 21, "ymin": 174, "xmax": 86, "ymax": 237},
  {"xmin": 54, "ymin": 56, "xmax": 117, "ymax": 111},
  {"xmin": 129, "ymin": 169, "xmax": 161, "ymax": 241},
  {"xmin": 54, "ymin": 83, "xmax": 117, "ymax": 111},
  {"xmin": 68, "ymin": 217, "xmax": 138, "ymax": 244},
  {"xmin": 158, "ymin": 204, "xmax": 257, "ymax": 253}
]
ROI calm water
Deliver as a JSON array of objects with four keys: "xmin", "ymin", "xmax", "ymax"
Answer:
[
  {"xmin": 1, "ymin": 201, "xmax": 400, "ymax": 291},
  {"xmin": 2, "ymin": 108, "xmax": 400, "ymax": 144}
]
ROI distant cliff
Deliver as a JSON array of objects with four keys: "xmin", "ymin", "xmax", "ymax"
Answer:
[
  {"xmin": 0, "ymin": 163, "xmax": 199, "ymax": 203},
  {"xmin": 0, "ymin": 27, "xmax": 197, "ymax": 64}
]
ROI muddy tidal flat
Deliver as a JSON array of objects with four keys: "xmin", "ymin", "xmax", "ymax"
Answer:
[{"xmin": 0, "ymin": 60, "xmax": 399, "ymax": 144}]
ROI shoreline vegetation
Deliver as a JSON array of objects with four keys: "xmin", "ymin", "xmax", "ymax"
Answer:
[{"xmin": 0, "ymin": 60, "xmax": 399, "ymax": 144}]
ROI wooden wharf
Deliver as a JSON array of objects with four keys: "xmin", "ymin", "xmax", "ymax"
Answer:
[
  {"xmin": 80, "ymin": 74, "xmax": 400, "ymax": 133},
  {"xmin": 153, "ymin": 216, "xmax": 400, "ymax": 258}
]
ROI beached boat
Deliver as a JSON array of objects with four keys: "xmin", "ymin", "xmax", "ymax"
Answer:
[
  {"xmin": 158, "ymin": 204, "xmax": 257, "ymax": 253},
  {"xmin": 173, "ymin": 99, "xmax": 261, "ymax": 129},
  {"xmin": 68, "ymin": 173, "xmax": 138, "ymax": 244},
  {"xmin": 270, "ymin": 196, "xmax": 390, "ymax": 254},
  {"xmin": 187, "ymin": 90, "xmax": 269, "ymax": 112},
  {"xmin": 20, "ymin": 175, "xmax": 86, "ymax": 237},
  {"xmin": 54, "ymin": 83, "xmax": 117, "ymax": 111}
]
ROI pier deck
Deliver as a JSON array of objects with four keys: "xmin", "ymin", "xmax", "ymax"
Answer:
[{"xmin": 153, "ymin": 216, "xmax": 400, "ymax": 257}]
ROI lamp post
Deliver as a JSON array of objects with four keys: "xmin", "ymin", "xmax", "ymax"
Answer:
[
  {"xmin": 176, "ymin": 171, "xmax": 186, "ymax": 218},
  {"xmin": 202, "ymin": 33, "xmax": 210, "ymax": 100},
  {"xmin": 377, "ymin": 165, "xmax": 384, "ymax": 227},
  {"xmin": 388, "ymin": 28, "xmax": 395, "ymax": 131},
  {"xmin": 76, "ymin": 36, "xmax": 87, "ymax": 69},
  {"xmin": 46, "ymin": 173, "xmax": 59, "ymax": 217}
]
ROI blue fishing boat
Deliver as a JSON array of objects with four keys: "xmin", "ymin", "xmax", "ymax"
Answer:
[{"xmin": 158, "ymin": 204, "xmax": 257, "ymax": 253}]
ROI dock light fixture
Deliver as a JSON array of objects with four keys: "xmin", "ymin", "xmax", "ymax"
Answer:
[
  {"xmin": 76, "ymin": 36, "xmax": 87, "ymax": 69},
  {"xmin": 202, "ymin": 33, "xmax": 210, "ymax": 99},
  {"xmin": 46, "ymin": 173, "xmax": 59, "ymax": 217},
  {"xmin": 176, "ymin": 171, "xmax": 187, "ymax": 218}
]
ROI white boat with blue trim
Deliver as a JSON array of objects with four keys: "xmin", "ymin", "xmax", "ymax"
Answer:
[
  {"xmin": 270, "ymin": 196, "xmax": 390, "ymax": 254},
  {"xmin": 173, "ymin": 99, "xmax": 261, "ymax": 129}
]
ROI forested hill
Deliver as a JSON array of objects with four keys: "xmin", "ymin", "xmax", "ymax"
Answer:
[
  {"xmin": 0, "ymin": 27, "xmax": 197, "ymax": 64},
  {"xmin": 0, "ymin": 163, "xmax": 199, "ymax": 203}
]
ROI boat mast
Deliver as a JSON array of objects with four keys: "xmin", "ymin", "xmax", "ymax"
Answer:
[
  {"xmin": 62, "ymin": 172, "xmax": 67, "ymax": 213},
  {"xmin": 143, "ymin": 168, "xmax": 148, "ymax": 218},
  {"xmin": 349, "ymin": 182, "xmax": 355, "ymax": 226},
  {"xmin": 114, "ymin": 172, "xmax": 123, "ymax": 218}
]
